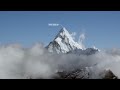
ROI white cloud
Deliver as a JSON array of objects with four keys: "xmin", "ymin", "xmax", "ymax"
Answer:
[
  {"xmin": 71, "ymin": 32, "xmax": 76, "ymax": 40},
  {"xmin": 78, "ymin": 33, "xmax": 85, "ymax": 49},
  {"xmin": 0, "ymin": 43, "xmax": 120, "ymax": 79}
]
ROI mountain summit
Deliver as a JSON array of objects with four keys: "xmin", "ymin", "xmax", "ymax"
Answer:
[{"xmin": 46, "ymin": 27, "xmax": 84, "ymax": 53}]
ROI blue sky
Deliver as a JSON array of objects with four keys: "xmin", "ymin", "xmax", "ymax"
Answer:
[{"xmin": 0, "ymin": 11, "xmax": 120, "ymax": 49}]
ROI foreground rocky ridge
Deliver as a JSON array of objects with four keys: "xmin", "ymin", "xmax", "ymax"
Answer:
[{"xmin": 53, "ymin": 69, "xmax": 118, "ymax": 79}]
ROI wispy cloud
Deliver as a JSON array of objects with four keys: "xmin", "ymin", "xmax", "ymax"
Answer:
[{"xmin": 78, "ymin": 33, "xmax": 86, "ymax": 49}]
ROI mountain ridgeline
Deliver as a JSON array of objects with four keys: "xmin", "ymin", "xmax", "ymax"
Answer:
[{"xmin": 46, "ymin": 27, "xmax": 99, "ymax": 55}]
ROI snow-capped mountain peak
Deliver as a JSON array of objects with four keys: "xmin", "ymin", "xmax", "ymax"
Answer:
[{"xmin": 46, "ymin": 27, "xmax": 84, "ymax": 53}]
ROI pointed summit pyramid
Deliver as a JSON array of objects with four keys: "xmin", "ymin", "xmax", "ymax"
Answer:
[{"xmin": 46, "ymin": 27, "xmax": 84, "ymax": 53}]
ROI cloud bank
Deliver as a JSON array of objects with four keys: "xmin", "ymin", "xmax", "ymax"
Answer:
[{"xmin": 0, "ymin": 43, "xmax": 120, "ymax": 79}]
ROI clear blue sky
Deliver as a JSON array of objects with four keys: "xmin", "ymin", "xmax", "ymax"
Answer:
[{"xmin": 0, "ymin": 11, "xmax": 120, "ymax": 49}]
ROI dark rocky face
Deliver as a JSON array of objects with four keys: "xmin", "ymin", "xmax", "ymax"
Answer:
[
  {"xmin": 52, "ymin": 69, "xmax": 118, "ymax": 79},
  {"xmin": 102, "ymin": 70, "xmax": 118, "ymax": 79}
]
